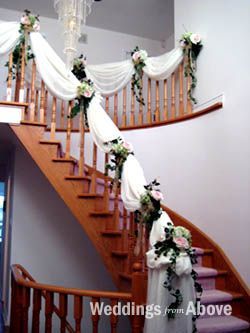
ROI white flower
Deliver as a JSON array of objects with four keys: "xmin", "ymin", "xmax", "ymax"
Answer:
[
  {"xmin": 122, "ymin": 142, "xmax": 133, "ymax": 152},
  {"xmin": 33, "ymin": 22, "xmax": 40, "ymax": 32},
  {"xmin": 21, "ymin": 15, "xmax": 30, "ymax": 25},
  {"xmin": 151, "ymin": 190, "xmax": 164, "ymax": 201},
  {"xmin": 83, "ymin": 88, "xmax": 94, "ymax": 98},
  {"xmin": 132, "ymin": 49, "xmax": 148, "ymax": 64},
  {"xmin": 173, "ymin": 226, "xmax": 191, "ymax": 240},
  {"xmin": 139, "ymin": 49, "xmax": 148, "ymax": 61},
  {"xmin": 190, "ymin": 33, "xmax": 201, "ymax": 44}
]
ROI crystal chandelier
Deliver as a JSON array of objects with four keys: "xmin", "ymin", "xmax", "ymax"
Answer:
[{"xmin": 54, "ymin": 0, "xmax": 95, "ymax": 70}]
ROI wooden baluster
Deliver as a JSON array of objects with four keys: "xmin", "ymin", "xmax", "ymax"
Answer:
[
  {"xmin": 91, "ymin": 297, "xmax": 100, "ymax": 333},
  {"xmin": 7, "ymin": 53, "xmax": 13, "ymax": 101},
  {"xmin": 40, "ymin": 81, "xmax": 45, "ymax": 124},
  {"xmin": 10, "ymin": 275, "xmax": 22, "ymax": 333},
  {"xmin": 45, "ymin": 291, "xmax": 54, "ymax": 333},
  {"xmin": 74, "ymin": 295, "xmax": 83, "ymax": 333},
  {"xmin": 179, "ymin": 62, "xmax": 184, "ymax": 116},
  {"xmin": 130, "ymin": 87, "xmax": 135, "ymax": 126},
  {"xmin": 59, "ymin": 294, "xmax": 68, "ymax": 333},
  {"xmin": 65, "ymin": 101, "xmax": 73, "ymax": 158},
  {"xmin": 113, "ymin": 186, "xmax": 120, "ymax": 230},
  {"xmin": 171, "ymin": 72, "xmax": 176, "ymax": 119},
  {"xmin": 187, "ymin": 74, "xmax": 192, "ymax": 114},
  {"xmin": 32, "ymin": 289, "xmax": 42, "ymax": 333},
  {"xmin": 60, "ymin": 100, "xmax": 65, "ymax": 129},
  {"xmin": 90, "ymin": 143, "xmax": 97, "ymax": 193},
  {"xmin": 26, "ymin": 87, "xmax": 30, "ymax": 103},
  {"xmin": 122, "ymin": 87, "xmax": 127, "ymax": 127},
  {"xmin": 78, "ymin": 112, "xmax": 85, "ymax": 176},
  {"xmin": 138, "ymin": 78, "xmax": 143, "ymax": 125},
  {"xmin": 30, "ymin": 60, "xmax": 36, "ymax": 121},
  {"xmin": 155, "ymin": 80, "xmax": 160, "ymax": 122},
  {"xmin": 163, "ymin": 79, "xmax": 168, "ymax": 120},
  {"xmin": 50, "ymin": 96, "xmax": 57, "ymax": 141},
  {"xmin": 44, "ymin": 90, "xmax": 48, "ymax": 124},
  {"xmin": 147, "ymin": 78, "xmax": 152, "ymax": 124},
  {"xmin": 35, "ymin": 90, "xmax": 39, "ymax": 122},
  {"xmin": 22, "ymin": 287, "xmax": 30, "ymax": 333},
  {"xmin": 131, "ymin": 263, "xmax": 145, "ymax": 333},
  {"xmin": 19, "ymin": 40, "xmax": 26, "ymax": 102},
  {"xmin": 110, "ymin": 299, "xmax": 118, "ymax": 333},
  {"xmin": 114, "ymin": 93, "xmax": 118, "ymax": 125}
]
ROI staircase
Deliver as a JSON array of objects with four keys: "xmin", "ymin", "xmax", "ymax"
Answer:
[{"xmin": 5, "ymin": 115, "xmax": 249, "ymax": 332}]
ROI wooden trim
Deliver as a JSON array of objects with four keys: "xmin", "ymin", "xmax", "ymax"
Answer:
[{"xmin": 45, "ymin": 102, "xmax": 223, "ymax": 133}]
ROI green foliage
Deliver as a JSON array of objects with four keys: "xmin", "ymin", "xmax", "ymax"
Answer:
[{"xmin": 131, "ymin": 46, "xmax": 147, "ymax": 105}]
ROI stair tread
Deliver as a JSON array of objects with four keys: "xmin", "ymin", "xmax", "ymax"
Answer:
[
  {"xmin": 21, "ymin": 120, "xmax": 47, "ymax": 127},
  {"xmin": 201, "ymin": 289, "xmax": 243, "ymax": 304},
  {"xmin": 40, "ymin": 139, "xmax": 61, "ymax": 145},
  {"xmin": 65, "ymin": 175, "xmax": 91, "ymax": 181},
  {"xmin": 90, "ymin": 210, "xmax": 114, "ymax": 216},
  {"xmin": 194, "ymin": 266, "xmax": 227, "ymax": 278},
  {"xmin": 101, "ymin": 231, "xmax": 122, "ymax": 237},
  {"xmin": 0, "ymin": 100, "xmax": 29, "ymax": 107},
  {"xmin": 112, "ymin": 251, "xmax": 128, "ymax": 257},
  {"xmin": 78, "ymin": 193, "xmax": 103, "ymax": 198},
  {"xmin": 197, "ymin": 315, "xmax": 250, "ymax": 332},
  {"xmin": 52, "ymin": 158, "xmax": 77, "ymax": 163}
]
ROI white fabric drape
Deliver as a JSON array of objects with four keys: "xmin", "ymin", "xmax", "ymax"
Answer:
[{"xmin": 0, "ymin": 21, "xmax": 20, "ymax": 56}]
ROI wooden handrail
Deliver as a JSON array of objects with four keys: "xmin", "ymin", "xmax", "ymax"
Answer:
[{"xmin": 12, "ymin": 265, "xmax": 132, "ymax": 300}]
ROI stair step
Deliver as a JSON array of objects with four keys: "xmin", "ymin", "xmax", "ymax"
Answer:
[
  {"xmin": 39, "ymin": 140, "xmax": 61, "ymax": 145},
  {"xmin": 21, "ymin": 120, "xmax": 47, "ymax": 127},
  {"xmin": 201, "ymin": 289, "xmax": 243, "ymax": 304},
  {"xmin": 195, "ymin": 267, "xmax": 227, "ymax": 278},
  {"xmin": 111, "ymin": 251, "xmax": 128, "ymax": 258},
  {"xmin": 197, "ymin": 315, "xmax": 250, "ymax": 333},
  {"xmin": 65, "ymin": 175, "xmax": 91, "ymax": 181},
  {"xmin": 52, "ymin": 158, "xmax": 77, "ymax": 164},
  {"xmin": 78, "ymin": 193, "xmax": 103, "ymax": 198},
  {"xmin": 90, "ymin": 210, "xmax": 114, "ymax": 217},
  {"xmin": 101, "ymin": 231, "xmax": 122, "ymax": 237}
]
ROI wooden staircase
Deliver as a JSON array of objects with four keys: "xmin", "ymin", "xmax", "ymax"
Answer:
[{"xmin": 7, "ymin": 119, "xmax": 250, "ymax": 330}]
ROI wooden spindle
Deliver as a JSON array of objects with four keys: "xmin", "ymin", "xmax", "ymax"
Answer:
[
  {"xmin": 74, "ymin": 295, "xmax": 83, "ymax": 333},
  {"xmin": 14, "ymin": 72, "xmax": 21, "ymax": 103},
  {"xmin": 35, "ymin": 90, "xmax": 39, "ymax": 121},
  {"xmin": 50, "ymin": 96, "xmax": 57, "ymax": 141},
  {"xmin": 171, "ymin": 72, "xmax": 176, "ymax": 119},
  {"xmin": 78, "ymin": 110, "xmax": 85, "ymax": 176},
  {"xmin": 7, "ymin": 53, "xmax": 13, "ymax": 101},
  {"xmin": 19, "ymin": 40, "xmax": 26, "ymax": 102},
  {"xmin": 32, "ymin": 289, "xmax": 42, "ymax": 333},
  {"xmin": 30, "ymin": 60, "xmax": 36, "ymax": 121},
  {"xmin": 110, "ymin": 299, "xmax": 118, "ymax": 333},
  {"xmin": 65, "ymin": 101, "xmax": 73, "ymax": 158},
  {"xmin": 113, "ymin": 186, "xmax": 120, "ymax": 230},
  {"xmin": 163, "ymin": 79, "xmax": 168, "ymax": 120},
  {"xmin": 131, "ymin": 263, "xmax": 145, "ymax": 333},
  {"xmin": 130, "ymin": 87, "xmax": 135, "ymax": 126},
  {"xmin": 91, "ymin": 297, "xmax": 100, "ymax": 333},
  {"xmin": 60, "ymin": 100, "xmax": 65, "ymax": 129},
  {"xmin": 104, "ymin": 153, "xmax": 110, "ymax": 211},
  {"xmin": 45, "ymin": 292, "xmax": 54, "ymax": 333},
  {"xmin": 25, "ymin": 87, "xmax": 30, "ymax": 103},
  {"xmin": 179, "ymin": 62, "xmax": 184, "ymax": 116},
  {"xmin": 89, "ymin": 143, "xmax": 97, "ymax": 194},
  {"xmin": 114, "ymin": 93, "xmax": 118, "ymax": 125},
  {"xmin": 59, "ymin": 294, "xmax": 68, "ymax": 333},
  {"xmin": 10, "ymin": 277, "xmax": 22, "ymax": 333},
  {"xmin": 40, "ymin": 81, "xmax": 45, "ymax": 124},
  {"xmin": 22, "ymin": 287, "xmax": 30, "ymax": 333},
  {"xmin": 155, "ymin": 80, "xmax": 160, "ymax": 122},
  {"xmin": 138, "ymin": 79, "xmax": 143, "ymax": 125},
  {"xmin": 122, "ymin": 87, "xmax": 127, "ymax": 127},
  {"xmin": 147, "ymin": 78, "xmax": 152, "ymax": 124}
]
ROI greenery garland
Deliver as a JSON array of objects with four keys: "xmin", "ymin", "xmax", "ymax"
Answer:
[
  {"xmin": 5, "ymin": 10, "xmax": 39, "ymax": 80},
  {"xmin": 179, "ymin": 32, "xmax": 203, "ymax": 104},
  {"xmin": 131, "ymin": 46, "xmax": 148, "ymax": 105},
  {"xmin": 153, "ymin": 224, "xmax": 203, "ymax": 331},
  {"xmin": 69, "ymin": 55, "xmax": 95, "ymax": 127},
  {"xmin": 104, "ymin": 137, "xmax": 134, "ymax": 189}
]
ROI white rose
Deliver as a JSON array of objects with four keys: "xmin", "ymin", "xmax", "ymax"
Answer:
[
  {"xmin": 190, "ymin": 33, "xmax": 201, "ymax": 44},
  {"xmin": 21, "ymin": 15, "xmax": 30, "ymax": 25},
  {"xmin": 33, "ymin": 22, "xmax": 40, "ymax": 32},
  {"xmin": 132, "ymin": 51, "xmax": 140, "ymax": 63},
  {"xmin": 139, "ymin": 50, "xmax": 148, "ymax": 61}
]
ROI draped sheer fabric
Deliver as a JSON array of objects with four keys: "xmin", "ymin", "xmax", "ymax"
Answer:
[{"xmin": 0, "ymin": 21, "xmax": 195, "ymax": 333}]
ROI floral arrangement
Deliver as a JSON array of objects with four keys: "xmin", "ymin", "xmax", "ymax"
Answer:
[
  {"xmin": 104, "ymin": 137, "xmax": 134, "ymax": 189},
  {"xmin": 5, "ymin": 10, "xmax": 39, "ymax": 80},
  {"xmin": 135, "ymin": 179, "xmax": 163, "ymax": 232},
  {"xmin": 154, "ymin": 224, "xmax": 203, "ymax": 330},
  {"xmin": 131, "ymin": 46, "xmax": 148, "ymax": 105},
  {"xmin": 179, "ymin": 32, "xmax": 203, "ymax": 104},
  {"xmin": 69, "ymin": 55, "xmax": 95, "ymax": 127}
]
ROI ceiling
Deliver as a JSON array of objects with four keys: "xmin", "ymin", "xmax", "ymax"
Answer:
[{"xmin": 0, "ymin": 0, "xmax": 174, "ymax": 41}]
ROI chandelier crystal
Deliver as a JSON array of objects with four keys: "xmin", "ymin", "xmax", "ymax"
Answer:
[{"xmin": 54, "ymin": 0, "xmax": 94, "ymax": 70}]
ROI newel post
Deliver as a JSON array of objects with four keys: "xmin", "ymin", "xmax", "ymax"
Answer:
[
  {"xmin": 10, "ymin": 273, "xmax": 22, "ymax": 333},
  {"xmin": 131, "ymin": 262, "xmax": 146, "ymax": 333}
]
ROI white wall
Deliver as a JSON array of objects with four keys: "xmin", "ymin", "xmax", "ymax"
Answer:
[{"xmin": 118, "ymin": 0, "xmax": 250, "ymax": 285}]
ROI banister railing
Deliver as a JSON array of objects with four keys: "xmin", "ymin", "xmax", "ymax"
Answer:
[{"xmin": 10, "ymin": 264, "xmax": 145, "ymax": 333}]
